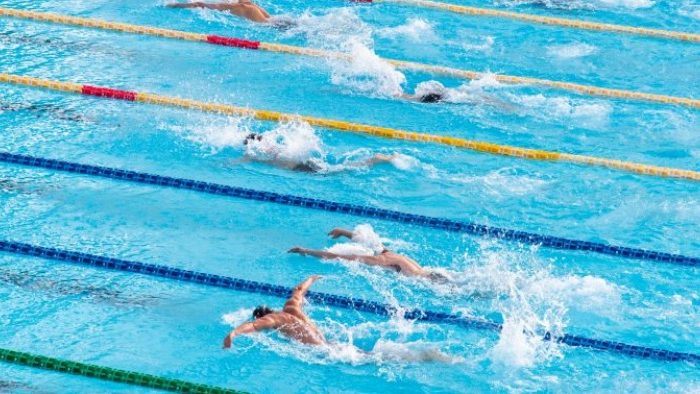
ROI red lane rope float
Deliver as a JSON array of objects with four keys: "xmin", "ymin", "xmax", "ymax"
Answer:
[
  {"xmin": 81, "ymin": 85, "xmax": 137, "ymax": 101},
  {"xmin": 205, "ymin": 35, "xmax": 261, "ymax": 49}
]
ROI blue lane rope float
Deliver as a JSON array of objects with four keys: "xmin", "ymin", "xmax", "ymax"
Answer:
[
  {"xmin": 1, "ymin": 152, "xmax": 698, "ymax": 267},
  {"xmin": 0, "ymin": 240, "xmax": 697, "ymax": 363}
]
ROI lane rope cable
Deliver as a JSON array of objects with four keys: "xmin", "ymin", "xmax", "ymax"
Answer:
[
  {"xmin": 367, "ymin": 0, "xmax": 700, "ymax": 43},
  {"xmin": 1, "ymin": 152, "xmax": 698, "ymax": 267},
  {"xmin": 0, "ymin": 7, "xmax": 698, "ymax": 109},
  {"xmin": 0, "ymin": 240, "xmax": 697, "ymax": 363},
  {"xmin": 1, "ymin": 73, "xmax": 699, "ymax": 183},
  {"xmin": 0, "ymin": 348, "xmax": 242, "ymax": 393}
]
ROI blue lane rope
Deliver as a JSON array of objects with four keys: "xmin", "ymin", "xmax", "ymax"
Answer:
[
  {"xmin": 0, "ymin": 152, "xmax": 698, "ymax": 267},
  {"xmin": 0, "ymin": 240, "xmax": 697, "ymax": 363}
]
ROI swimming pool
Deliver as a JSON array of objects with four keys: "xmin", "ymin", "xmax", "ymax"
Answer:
[{"xmin": 0, "ymin": 0, "xmax": 698, "ymax": 391}]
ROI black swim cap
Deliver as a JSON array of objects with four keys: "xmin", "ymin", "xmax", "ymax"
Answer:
[
  {"xmin": 253, "ymin": 305, "xmax": 274, "ymax": 319},
  {"xmin": 419, "ymin": 93, "xmax": 444, "ymax": 103},
  {"xmin": 243, "ymin": 133, "xmax": 262, "ymax": 145}
]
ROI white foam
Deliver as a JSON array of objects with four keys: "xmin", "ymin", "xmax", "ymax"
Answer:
[
  {"xmin": 593, "ymin": 0, "xmax": 654, "ymax": 9},
  {"xmin": 462, "ymin": 36, "xmax": 495, "ymax": 52},
  {"xmin": 525, "ymin": 275, "xmax": 621, "ymax": 312},
  {"xmin": 222, "ymin": 307, "xmax": 254, "ymax": 326},
  {"xmin": 498, "ymin": 0, "xmax": 652, "ymax": 9},
  {"xmin": 243, "ymin": 121, "xmax": 324, "ymax": 164},
  {"xmin": 284, "ymin": 8, "xmax": 373, "ymax": 48},
  {"xmin": 329, "ymin": 38, "xmax": 407, "ymax": 97},
  {"xmin": 326, "ymin": 242, "xmax": 375, "ymax": 257},
  {"xmin": 679, "ymin": 2, "xmax": 700, "ymax": 20},
  {"xmin": 508, "ymin": 93, "xmax": 612, "ymax": 125},
  {"xmin": 546, "ymin": 43, "xmax": 598, "ymax": 59},
  {"xmin": 351, "ymin": 224, "xmax": 385, "ymax": 254},
  {"xmin": 376, "ymin": 18, "xmax": 436, "ymax": 42},
  {"xmin": 281, "ymin": 8, "xmax": 406, "ymax": 98}
]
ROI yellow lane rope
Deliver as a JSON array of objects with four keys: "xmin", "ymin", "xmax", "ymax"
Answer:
[
  {"xmin": 0, "ymin": 7, "xmax": 698, "ymax": 109},
  {"xmin": 380, "ymin": 0, "xmax": 700, "ymax": 43},
  {"xmin": 1, "ymin": 73, "xmax": 698, "ymax": 182}
]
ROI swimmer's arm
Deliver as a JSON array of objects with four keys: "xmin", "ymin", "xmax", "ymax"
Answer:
[
  {"xmin": 167, "ymin": 2, "xmax": 232, "ymax": 11},
  {"xmin": 288, "ymin": 248, "xmax": 381, "ymax": 265},
  {"xmin": 222, "ymin": 318, "xmax": 277, "ymax": 348},
  {"xmin": 288, "ymin": 275, "xmax": 321, "ymax": 302}
]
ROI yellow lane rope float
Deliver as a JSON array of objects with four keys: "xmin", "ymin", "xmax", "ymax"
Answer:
[
  {"xmin": 1, "ymin": 73, "xmax": 698, "ymax": 182},
  {"xmin": 374, "ymin": 0, "xmax": 700, "ymax": 43},
  {"xmin": 0, "ymin": 7, "xmax": 698, "ymax": 109}
]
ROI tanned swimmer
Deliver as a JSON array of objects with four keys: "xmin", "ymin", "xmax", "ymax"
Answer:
[
  {"xmin": 167, "ymin": 1, "xmax": 296, "ymax": 28},
  {"xmin": 289, "ymin": 227, "xmax": 449, "ymax": 282},
  {"xmin": 222, "ymin": 275, "xmax": 453, "ymax": 362},
  {"xmin": 223, "ymin": 275, "xmax": 325, "ymax": 348}
]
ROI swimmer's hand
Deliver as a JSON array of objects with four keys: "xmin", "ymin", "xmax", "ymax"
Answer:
[
  {"xmin": 288, "ymin": 247, "xmax": 309, "ymax": 255},
  {"xmin": 223, "ymin": 333, "xmax": 235, "ymax": 349}
]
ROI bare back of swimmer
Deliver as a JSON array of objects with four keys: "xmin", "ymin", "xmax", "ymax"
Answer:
[
  {"xmin": 289, "ymin": 228, "xmax": 448, "ymax": 282},
  {"xmin": 167, "ymin": 1, "xmax": 271, "ymax": 23},
  {"xmin": 223, "ymin": 275, "xmax": 326, "ymax": 348}
]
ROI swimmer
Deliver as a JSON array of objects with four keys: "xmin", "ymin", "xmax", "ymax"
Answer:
[
  {"xmin": 400, "ymin": 92, "xmax": 445, "ymax": 104},
  {"xmin": 222, "ymin": 275, "xmax": 455, "ymax": 362},
  {"xmin": 398, "ymin": 81, "xmax": 515, "ymax": 111},
  {"xmin": 241, "ymin": 132, "xmax": 397, "ymax": 173},
  {"xmin": 0, "ymin": 268, "xmax": 157, "ymax": 307},
  {"xmin": 288, "ymin": 227, "xmax": 449, "ymax": 282},
  {"xmin": 223, "ymin": 275, "xmax": 326, "ymax": 348},
  {"xmin": 167, "ymin": 1, "xmax": 296, "ymax": 28},
  {"xmin": 0, "ymin": 101, "xmax": 86, "ymax": 122}
]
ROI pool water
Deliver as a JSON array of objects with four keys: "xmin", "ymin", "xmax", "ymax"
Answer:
[{"xmin": 0, "ymin": 0, "xmax": 698, "ymax": 392}]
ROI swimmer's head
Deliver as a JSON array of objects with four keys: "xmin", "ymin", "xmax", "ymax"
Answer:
[
  {"xmin": 253, "ymin": 305, "xmax": 274, "ymax": 319},
  {"xmin": 419, "ymin": 93, "xmax": 444, "ymax": 103},
  {"xmin": 243, "ymin": 133, "xmax": 263, "ymax": 145}
]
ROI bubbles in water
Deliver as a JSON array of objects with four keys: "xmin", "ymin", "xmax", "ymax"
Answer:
[
  {"xmin": 375, "ymin": 18, "xmax": 437, "ymax": 42},
  {"xmin": 497, "ymin": 0, "xmax": 653, "ymax": 10},
  {"xmin": 462, "ymin": 36, "xmax": 495, "ymax": 52},
  {"xmin": 507, "ymin": 93, "xmax": 612, "ymax": 126},
  {"xmin": 546, "ymin": 43, "xmax": 598, "ymax": 59},
  {"xmin": 284, "ymin": 8, "xmax": 373, "ymax": 48}
]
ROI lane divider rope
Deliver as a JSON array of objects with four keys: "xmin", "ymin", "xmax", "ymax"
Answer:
[
  {"xmin": 370, "ymin": 0, "xmax": 700, "ymax": 43},
  {"xmin": 0, "ymin": 7, "xmax": 698, "ymax": 108},
  {"xmin": 1, "ymin": 152, "xmax": 698, "ymax": 267},
  {"xmin": 0, "ymin": 240, "xmax": 697, "ymax": 363},
  {"xmin": 0, "ymin": 348, "xmax": 242, "ymax": 393},
  {"xmin": 2, "ymin": 73, "xmax": 699, "ymax": 183}
]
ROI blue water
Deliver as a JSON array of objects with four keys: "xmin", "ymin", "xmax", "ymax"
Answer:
[{"xmin": 0, "ymin": 0, "xmax": 698, "ymax": 392}]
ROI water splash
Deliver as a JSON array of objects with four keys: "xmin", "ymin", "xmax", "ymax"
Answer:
[
  {"xmin": 497, "ymin": 0, "xmax": 653, "ymax": 10},
  {"xmin": 507, "ymin": 93, "xmax": 612, "ymax": 126},
  {"xmin": 546, "ymin": 43, "xmax": 598, "ymax": 59},
  {"xmin": 462, "ymin": 36, "xmax": 495, "ymax": 52},
  {"xmin": 376, "ymin": 18, "xmax": 437, "ymax": 42}
]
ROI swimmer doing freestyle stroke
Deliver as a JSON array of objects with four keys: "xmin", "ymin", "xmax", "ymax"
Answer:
[
  {"xmin": 241, "ymin": 132, "xmax": 398, "ymax": 173},
  {"xmin": 223, "ymin": 275, "xmax": 453, "ymax": 362}
]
